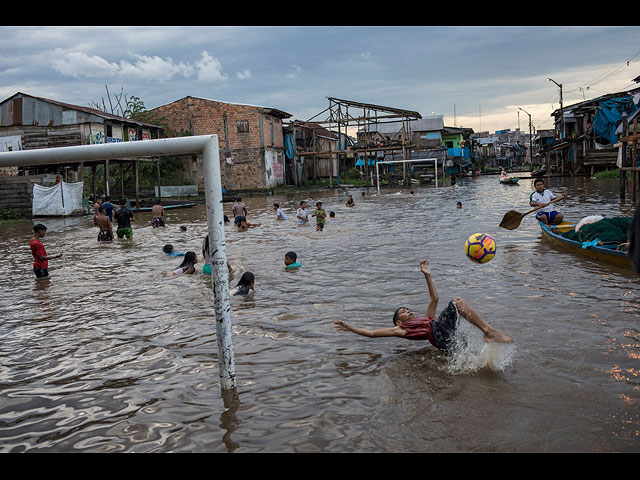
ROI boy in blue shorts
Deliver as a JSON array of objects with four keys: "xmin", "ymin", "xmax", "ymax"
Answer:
[{"xmin": 530, "ymin": 178, "xmax": 567, "ymax": 225}]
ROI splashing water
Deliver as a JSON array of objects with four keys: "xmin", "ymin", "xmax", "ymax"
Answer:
[{"xmin": 443, "ymin": 316, "xmax": 517, "ymax": 375}]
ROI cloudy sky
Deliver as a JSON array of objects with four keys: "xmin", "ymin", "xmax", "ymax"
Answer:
[{"xmin": 1, "ymin": 25, "xmax": 639, "ymax": 135}]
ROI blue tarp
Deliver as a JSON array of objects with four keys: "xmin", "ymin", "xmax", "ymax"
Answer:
[
  {"xmin": 446, "ymin": 146, "xmax": 470, "ymax": 159},
  {"xmin": 285, "ymin": 133, "xmax": 295, "ymax": 159},
  {"xmin": 593, "ymin": 97, "xmax": 638, "ymax": 145},
  {"xmin": 355, "ymin": 158, "xmax": 376, "ymax": 166}
]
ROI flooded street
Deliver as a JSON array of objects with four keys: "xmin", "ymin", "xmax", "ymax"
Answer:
[{"xmin": 1, "ymin": 175, "xmax": 639, "ymax": 452}]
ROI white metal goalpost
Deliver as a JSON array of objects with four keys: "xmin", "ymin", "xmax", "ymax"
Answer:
[
  {"xmin": 374, "ymin": 157, "xmax": 440, "ymax": 194},
  {"xmin": 0, "ymin": 135, "xmax": 237, "ymax": 392}
]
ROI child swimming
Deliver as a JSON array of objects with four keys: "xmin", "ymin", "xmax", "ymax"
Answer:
[
  {"xmin": 201, "ymin": 234, "xmax": 233, "ymax": 277},
  {"xmin": 168, "ymin": 251, "xmax": 198, "ymax": 275},
  {"xmin": 163, "ymin": 244, "xmax": 185, "ymax": 257},
  {"xmin": 234, "ymin": 216, "xmax": 261, "ymax": 231},
  {"xmin": 231, "ymin": 271, "xmax": 255, "ymax": 295},
  {"xmin": 274, "ymin": 203, "xmax": 288, "ymax": 220},
  {"xmin": 284, "ymin": 251, "xmax": 302, "ymax": 269}
]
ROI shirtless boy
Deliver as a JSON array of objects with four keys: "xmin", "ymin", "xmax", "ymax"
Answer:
[
  {"xmin": 94, "ymin": 206, "xmax": 114, "ymax": 241},
  {"xmin": 151, "ymin": 200, "xmax": 165, "ymax": 228}
]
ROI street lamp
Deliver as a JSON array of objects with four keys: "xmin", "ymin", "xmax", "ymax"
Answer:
[
  {"xmin": 519, "ymin": 107, "xmax": 534, "ymax": 167},
  {"xmin": 547, "ymin": 77, "xmax": 564, "ymax": 140}
]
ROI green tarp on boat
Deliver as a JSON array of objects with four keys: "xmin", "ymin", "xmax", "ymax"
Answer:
[{"xmin": 561, "ymin": 217, "xmax": 632, "ymax": 245}]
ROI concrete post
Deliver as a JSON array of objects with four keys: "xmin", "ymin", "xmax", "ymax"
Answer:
[{"xmin": 202, "ymin": 136, "xmax": 236, "ymax": 390}]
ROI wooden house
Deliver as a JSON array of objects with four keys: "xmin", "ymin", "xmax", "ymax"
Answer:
[
  {"xmin": 0, "ymin": 92, "xmax": 163, "ymax": 213},
  {"xmin": 148, "ymin": 96, "xmax": 291, "ymax": 192},
  {"xmin": 545, "ymin": 87, "xmax": 640, "ymax": 175}
]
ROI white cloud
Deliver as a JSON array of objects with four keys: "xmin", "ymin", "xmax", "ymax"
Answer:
[
  {"xmin": 49, "ymin": 49, "xmax": 226, "ymax": 83},
  {"xmin": 236, "ymin": 69, "xmax": 252, "ymax": 80},
  {"xmin": 51, "ymin": 49, "xmax": 119, "ymax": 78},
  {"xmin": 195, "ymin": 51, "xmax": 227, "ymax": 82},
  {"xmin": 118, "ymin": 53, "xmax": 194, "ymax": 81},
  {"xmin": 286, "ymin": 65, "xmax": 302, "ymax": 79}
]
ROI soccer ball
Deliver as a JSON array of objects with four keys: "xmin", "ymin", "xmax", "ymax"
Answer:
[{"xmin": 465, "ymin": 233, "xmax": 496, "ymax": 264}]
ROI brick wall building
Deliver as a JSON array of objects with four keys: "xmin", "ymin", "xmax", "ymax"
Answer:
[{"xmin": 149, "ymin": 96, "xmax": 291, "ymax": 191}]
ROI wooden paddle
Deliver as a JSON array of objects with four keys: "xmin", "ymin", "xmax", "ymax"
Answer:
[{"xmin": 499, "ymin": 195, "xmax": 567, "ymax": 230}]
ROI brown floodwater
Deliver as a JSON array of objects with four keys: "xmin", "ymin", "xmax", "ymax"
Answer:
[{"xmin": 1, "ymin": 175, "xmax": 639, "ymax": 452}]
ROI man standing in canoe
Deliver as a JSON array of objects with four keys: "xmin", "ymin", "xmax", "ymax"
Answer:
[{"xmin": 530, "ymin": 178, "xmax": 567, "ymax": 225}]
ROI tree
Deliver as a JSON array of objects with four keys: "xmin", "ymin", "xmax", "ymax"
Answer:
[{"xmin": 87, "ymin": 86, "xmax": 192, "ymax": 194}]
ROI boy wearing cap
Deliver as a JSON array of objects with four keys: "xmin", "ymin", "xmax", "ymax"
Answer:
[{"xmin": 30, "ymin": 224, "xmax": 62, "ymax": 278}]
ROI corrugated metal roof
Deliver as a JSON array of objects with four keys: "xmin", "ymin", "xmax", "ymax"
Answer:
[
  {"xmin": 1, "ymin": 92, "xmax": 163, "ymax": 128},
  {"xmin": 477, "ymin": 137, "xmax": 499, "ymax": 144},
  {"xmin": 364, "ymin": 116, "xmax": 444, "ymax": 134}
]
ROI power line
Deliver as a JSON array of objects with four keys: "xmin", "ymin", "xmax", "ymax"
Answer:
[{"xmin": 581, "ymin": 48, "xmax": 640, "ymax": 90}]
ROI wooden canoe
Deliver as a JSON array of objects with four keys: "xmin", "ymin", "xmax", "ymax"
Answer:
[{"xmin": 538, "ymin": 220, "xmax": 632, "ymax": 268}]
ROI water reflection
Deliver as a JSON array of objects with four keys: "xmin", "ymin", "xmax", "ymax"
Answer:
[{"xmin": 0, "ymin": 175, "xmax": 639, "ymax": 452}]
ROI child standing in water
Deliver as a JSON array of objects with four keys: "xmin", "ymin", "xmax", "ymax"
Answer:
[
  {"xmin": 151, "ymin": 200, "xmax": 165, "ymax": 228},
  {"xmin": 94, "ymin": 206, "xmax": 114, "ymax": 242},
  {"xmin": 30, "ymin": 224, "xmax": 62, "ymax": 278},
  {"xmin": 312, "ymin": 201, "xmax": 327, "ymax": 231},
  {"xmin": 296, "ymin": 201, "xmax": 309, "ymax": 225},
  {"xmin": 114, "ymin": 198, "xmax": 134, "ymax": 239},
  {"xmin": 334, "ymin": 259, "xmax": 514, "ymax": 352}
]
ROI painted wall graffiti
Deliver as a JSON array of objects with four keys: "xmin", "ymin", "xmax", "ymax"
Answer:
[{"xmin": 265, "ymin": 148, "xmax": 285, "ymax": 187}]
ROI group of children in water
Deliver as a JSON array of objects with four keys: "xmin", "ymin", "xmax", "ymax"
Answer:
[
  {"xmin": 156, "ymin": 193, "xmax": 358, "ymax": 296},
  {"xmin": 159, "ymin": 194, "xmax": 339, "ymax": 297},
  {"xmin": 31, "ymin": 188, "xmax": 514, "ymax": 354}
]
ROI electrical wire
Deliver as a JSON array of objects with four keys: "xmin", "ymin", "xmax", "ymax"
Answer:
[{"xmin": 581, "ymin": 48, "xmax": 640, "ymax": 91}]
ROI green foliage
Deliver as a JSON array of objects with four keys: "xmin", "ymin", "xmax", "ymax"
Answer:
[
  {"xmin": 0, "ymin": 205, "xmax": 24, "ymax": 220},
  {"xmin": 342, "ymin": 168, "xmax": 363, "ymax": 181},
  {"xmin": 593, "ymin": 168, "xmax": 619, "ymax": 179}
]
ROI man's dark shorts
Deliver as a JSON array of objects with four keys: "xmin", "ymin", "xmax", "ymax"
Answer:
[{"xmin": 34, "ymin": 267, "xmax": 49, "ymax": 278}]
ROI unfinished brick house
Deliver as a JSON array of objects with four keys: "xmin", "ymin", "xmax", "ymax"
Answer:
[{"xmin": 149, "ymin": 96, "xmax": 292, "ymax": 191}]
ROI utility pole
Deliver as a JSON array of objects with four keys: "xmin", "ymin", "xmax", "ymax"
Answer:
[
  {"xmin": 548, "ymin": 78, "xmax": 564, "ymax": 140},
  {"xmin": 519, "ymin": 108, "xmax": 533, "ymax": 168}
]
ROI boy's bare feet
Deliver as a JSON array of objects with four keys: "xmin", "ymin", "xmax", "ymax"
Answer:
[{"xmin": 484, "ymin": 327, "xmax": 514, "ymax": 343}]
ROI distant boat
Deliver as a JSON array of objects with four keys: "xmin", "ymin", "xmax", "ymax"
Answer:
[
  {"xmin": 499, "ymin": 177, "xmax": 520, "ymax": 184},
  {"xmin": 531, "ymin": 168, "xmax": 546, "ymax": 177}
]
